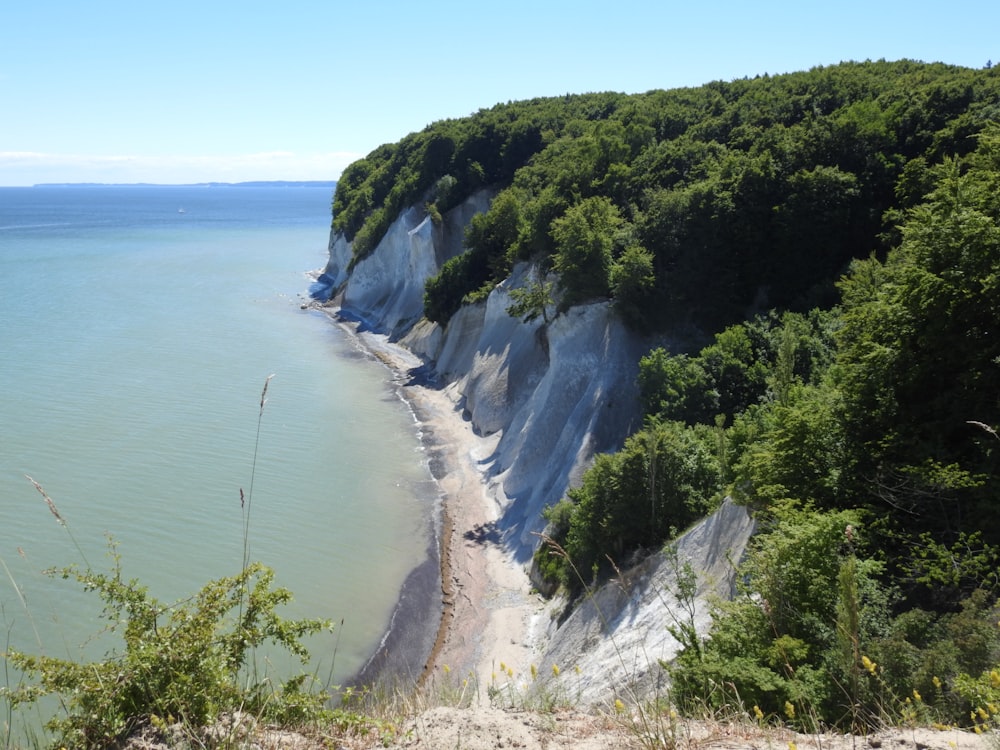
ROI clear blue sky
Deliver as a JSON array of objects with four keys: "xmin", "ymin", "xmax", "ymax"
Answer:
[{"xmin": 1, "ymin": 0, "xmax": 996, "ymax": 186}]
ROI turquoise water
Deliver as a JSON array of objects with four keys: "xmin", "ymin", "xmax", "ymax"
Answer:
[{"xmin": 0, "ymin": 187, "xmax": 435, "ymax": 710}]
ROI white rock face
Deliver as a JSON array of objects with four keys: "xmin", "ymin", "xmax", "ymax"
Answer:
[
  {"xmin": 326, "ymin": 194, "xmax": 755, "ymax": 707},
  {"xmin": 529, "ymin": 498, "xmax": 755, "ymax": 708},
  {"xmin": 323, "ymin": 190, "xmax": 493, "ymax": 336},
  {"xmin": 328, "ymin": 195, "xmax": 648, "ymax": 559}
]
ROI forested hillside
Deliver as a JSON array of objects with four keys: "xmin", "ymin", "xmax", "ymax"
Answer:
[{"xmin": 331, "ymin": 60, "xmax": 1000, "ymax": 731}]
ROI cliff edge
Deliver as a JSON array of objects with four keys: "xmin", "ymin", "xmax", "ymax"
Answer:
[{"xmin": 318, "ymin": 194, "xmax": 754, "ymax": 706}]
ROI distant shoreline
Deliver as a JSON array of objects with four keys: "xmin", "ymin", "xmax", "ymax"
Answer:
[{"xmin": 28, "ymin": 180, "xmax": 336, "ymax": 188}]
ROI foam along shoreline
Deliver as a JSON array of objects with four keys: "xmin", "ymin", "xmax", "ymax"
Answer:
[{"xmin": 322, "ymin": 303, "xmax": 543, "ymax": 695}]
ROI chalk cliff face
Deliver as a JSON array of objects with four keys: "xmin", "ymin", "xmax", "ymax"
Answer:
[
  {"xmin": 322, "ymin": 193, "xmax": 648, "ymax": 559},
  {"xmin": 530, "ymin": 497, "xmax": 754, "ymax": 706},
  {"xmin": 324, "ymin": 193, "xmax": 754, "ymax": 706},
  {"xmin": 323, "ymin": 192, "xmax": 493, "ymax": 334}
]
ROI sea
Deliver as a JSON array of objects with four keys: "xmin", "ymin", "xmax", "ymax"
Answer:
[{"xmin": 0, "ymin": 185, "xmax": 437, "ymax": 735}]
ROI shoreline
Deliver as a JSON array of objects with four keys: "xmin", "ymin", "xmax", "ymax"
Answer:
[{"xmin": 319, "ymin": 302, "xmax": 545, "ymax": 695}]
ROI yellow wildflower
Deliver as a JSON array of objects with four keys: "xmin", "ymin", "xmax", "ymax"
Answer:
[
  {"xmin": 552, "ymin": 664, "xmax": 560, "ymax": 677},
  {"xmin": 784, "ymin": 701, "xmax": 796, "ymax": 719},
  {"xmin": 861, "ymin": 655, "xmax": 877, "ymax": 675},
  {"xmin": 614, "ymin": 698, "xmax": 626, "ymax": 714},
  {"xmin": 753, "ymin": 705, "xmax": 764, "ymax": 721}
]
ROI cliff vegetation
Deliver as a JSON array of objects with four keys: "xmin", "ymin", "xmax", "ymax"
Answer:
[{"xmin": 328, "ymin": 60, "xmax": 1000, "ymax": 732}]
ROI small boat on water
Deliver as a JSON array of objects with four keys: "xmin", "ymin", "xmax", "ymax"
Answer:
[{"xmin": 178, "ymin": 207, "xmax": 186, "ymax": 214}]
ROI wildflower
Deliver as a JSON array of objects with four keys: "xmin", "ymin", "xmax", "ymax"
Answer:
[
  {"xmin": 507, "ymin": 666, "xmax": 514, "ymax": 678},
  {"xmin": 552, "ymin": 664, "xmax": 560, "ymax": 677},
  {"xmin": 861, "ymin": 655, "xmax": 877, "ymax": 675},
  {"xmin": 753, "ymin": 705, "xmax": 764, "ymax": 721},
  {"xmin": 574, "ymin": 665, "xmax": 581, "ymax": 675},
  {"xmin": 614, "ymin": 698, "xmax": 626, "ymax": 714},
  {"xmin": 530, "ymin": 664, "xmax": 538, "ymax": 681},
  {"xmin": 443, "ymin": 664, "xmax": 451, "ymax": 675},
  {"xmin": 789, "ymin": 742, "xmax": 798, "ymax": 750},
  {"xmin": 977, "ymin": 707, "xmax": 989, "ymax": 721},
  {"xmin": 500, "ymin": 661, "xmax": 507, "ymax": 673},
  {"xmin": 990, "ymin": 670, "xmax": 1000, "ymax": 689},
  {"xmin": 933, "ymin": 676, "xmax": 942, "ymax": 690},
  {"xmin": 784, "ymin": 701, "xmax": 796, "ymax": 719},
  {"xmin": 913, "ymin": 689, "xmax": 922, "ymax": 702}
]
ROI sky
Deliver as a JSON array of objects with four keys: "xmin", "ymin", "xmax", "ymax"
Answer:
[{"xmin": 1, "ymin": 0, "xmax": 997, "ymax": 186}]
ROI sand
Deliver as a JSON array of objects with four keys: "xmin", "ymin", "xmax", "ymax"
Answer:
[{"xmin": 330, "ymin": 313, "xmax": 546, "ymax": 695}]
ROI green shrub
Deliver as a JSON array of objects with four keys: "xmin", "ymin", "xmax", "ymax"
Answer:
[
  {"xmin": 2, "ymin": 542, "xmax": 333, "ymax": 748},
  {"xmin": 542, "ymin": 420, "xmax": 721, "ymax": 590}
]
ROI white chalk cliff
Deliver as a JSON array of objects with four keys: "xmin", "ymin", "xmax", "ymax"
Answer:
[
  {"xmin": 322, "ymin": 190, "xmax": 652, "ymax": 560},
  {"xmin": 322, "ymin": 192, "xmax": 755, "ymax": 705}
]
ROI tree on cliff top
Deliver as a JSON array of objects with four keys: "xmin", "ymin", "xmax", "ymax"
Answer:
[{"xmin": 332, "ymin": 60, "xmax": 1000, "ymax": 335}]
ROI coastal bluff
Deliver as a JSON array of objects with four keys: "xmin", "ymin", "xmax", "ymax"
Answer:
[{"xmin": 316, "ymin": 192, "xmax": 755, "ymax": 705}]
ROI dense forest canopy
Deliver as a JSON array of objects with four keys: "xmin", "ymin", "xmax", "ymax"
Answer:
[
  {"xmin": 332, "ymin": 60, "xmax": 1000, "ymax": 731},
  {"xmin": 333, "ymin": 59, "xmax": 999, "ymax": 335}
]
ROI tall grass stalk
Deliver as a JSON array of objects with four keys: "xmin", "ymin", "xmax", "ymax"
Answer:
[
  {"xmin": 23, "ymin": 476, "xmax": 90, "ymax": 570},
  {"xmin": 242, "ymin": 373, "xmax": 275, "ymax": 577},
  {"xmin": 238, "ymin": 373, "xmax": 275, "ymax": 694}
]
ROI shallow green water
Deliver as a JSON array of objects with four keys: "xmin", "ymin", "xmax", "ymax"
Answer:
[{"xmin": 0, "ymin": 187, "xmax": 436, "ymax": 727}]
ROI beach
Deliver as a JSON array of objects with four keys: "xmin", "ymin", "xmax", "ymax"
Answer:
[{"xmin": 329, "ymin": 309, "xmax": 546, "ymax": 696}]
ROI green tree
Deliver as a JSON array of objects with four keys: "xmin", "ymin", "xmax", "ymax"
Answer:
[
  {"xmin": 637, "ymin": 348, "xmax": 717, "ymax": 425},
  {"xmin": 558, "ymin": 420, "xmax": 720, "ymax": 588},
  {"xmin": 610, "ymin": 243, "xmax": 657, "ymax": 329},
  {"xmin": 506, "ymin": 278, "xmax": 555, "ymax": 324},
  {"xmin": 835, "ymin": 133, "xmax": 1000, "ymax": 542},
  {"xmin": 551, "ymin": 196, "xmax": 621, "ymax": 307}
]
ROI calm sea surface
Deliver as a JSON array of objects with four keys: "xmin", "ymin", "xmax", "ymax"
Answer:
[{"xmin": 0, "ymin": 186, "xmax": 435, "ymax": 709}]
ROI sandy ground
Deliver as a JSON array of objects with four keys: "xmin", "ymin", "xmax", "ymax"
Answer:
[{"xmin": 345, "ymin": 322, "xmax": 546, "ymax": 692}]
